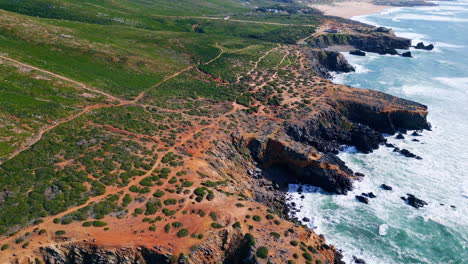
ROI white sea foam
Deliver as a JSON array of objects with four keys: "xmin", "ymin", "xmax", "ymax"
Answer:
[
  {"xmin": 392, "ymin": 14, "xmax": 468, "ymax": 22},
  {"xmin": 433, "ymin": 77, "xmax": 468, "ymax": 92}
]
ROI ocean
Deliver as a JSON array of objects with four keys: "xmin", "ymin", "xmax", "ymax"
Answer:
[{"xmin": 288, "ymin": 1, "xmax": 468, "ymax": 263}]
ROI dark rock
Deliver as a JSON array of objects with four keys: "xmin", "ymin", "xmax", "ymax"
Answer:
[
  {"xmin": 355, "ymin": 195, "xmax": 369, "ymax": 204},
  {"xmin": 401, "ymin": 194, "xmax": 428, "ymax": 208},
  {"xmin": 308, "ymin": 29, "xmax": 411, "ymax": 56},
  {"xmin": 393, "ymin": 147, "xmax": 400, "ymax": 152},
  {"xmin": 396, "ymin": 133, "xmax": 405, "ymax": 139},
  {"xmin": 302, "ymin": 217, "xmax": 310, "ymax": 222},
  {"xmin": 374, "ymin": 27, "xmax": 392, "ymax": 33},
  {"xmin": 350, "ymin": 50, "xmax": 366, "ymax": 56},
  {"xmin": 308, "ymin": 50, "xmax": 355, "ymax": 77},
  {"xmin": 415, "ymin": 42, "xmax": 434, "ymax": 50},
  {"xmin": 412, "ymin": 139, "xmax": 420, "ymax": 142},
  {"xmin": 400, "ymin": 149, "xmax": 417, "ymax": 158},
  {"xmin": 354, "ymin": 172, "xmax": 365, "ymax": 177},
  {"xmin": 381, "ymin": 184, "xmax": 392, "ymax": 190},
  {"xmin": 411, "ymin": 131, "xmax": 421, "ymax": 136},
  {"xmin": 401, "ymin": 51, "xmax": 412, "ymax": 57},
  {"xmin": 451, "ymin": 205, "xmax": 456, "ymax": 208},
  {"xmin": 361, "ymin": 192, "xmax": 376, "ymax": 198},
  {"xmin": 353, "ymin": 255, "xmax": 367, "ymax": 264},
  {"xmin": 385, "ymin": 143, "xmax": 395, "ymax": 148},
  {"xmin": 300, "ymin": 195, "xmax": 305, "ymax": 199}
]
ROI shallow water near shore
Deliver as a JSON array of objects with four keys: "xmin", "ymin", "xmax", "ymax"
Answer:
[{"xmin": 288, "ymin": 1, "xmax": 468, "ymax": 263}]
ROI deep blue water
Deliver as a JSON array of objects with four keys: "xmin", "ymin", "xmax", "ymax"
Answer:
[{"xmin": 289, "ymin": 1, "xmax": 468, "ymax": 263}]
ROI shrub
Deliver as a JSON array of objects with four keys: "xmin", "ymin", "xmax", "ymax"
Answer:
[
  {"xmin": 287, "ymin": 261, "xmax": 296, "ymax": 264},
  {"xmin": 153, "ymin": 190, "xmax": 165, "ymax": 198},
  {"xmin": 315, "ymin": 261, "xmax": 322, "ymax": 264},
  {"xmin": 33, "ymin": 219, "xmax": 43, "ymax": 225},
  {"xmin": 197, "ymin": 234, "xmax": 204, "ymax": 239},
  {"xmin": 266, "ymin": 214, "xmax": 274, "ymax": 220},
  {"xmin": 302, "ymin": 253, "xmax": 313, "ymax": 261},
  {"xmin": 82, "ymin": 221, "xmax": 92, "ymax": 227},
  {"xmin": 162, "ymin": 208, "xmax": 176, "ymax": 216},
  {"xmin": 164, "ymin": 224, "xmax": 171, "ymax": 233},
  {"xmin": 270, "ymin": 232, "xmax": 280, "ymax": 239},
  {"xmin": 149, "ymin": 226, "xmax": 156, "ymax": 231},
  {"xmin": 244, "ymin": 233, "xmax": 255, "ymax": 246},
  {"xmin": 232, "ymin": 222, "xmax": 241, "ymax": 229},
  {"xmin": 55, "ymin": 230, "xmax": 66, "ymax": 236},
  {"xmin": 92, "ymin": 221, "xmax": 107, "ymax": 227},
  {"xmin": 209, "ymin": 212, "xmax": 217, "ymax": 221},
  {"xmin": 256, "ymin": 246, "xmax": 269, "ymax": 259},
  {"xmin": 293, "ymin": 253, "xmax": 298, "ymax": 259},
  {"xmin": 15, "ymin": 238, "xmax": 24, "ymax": 244},
  {"xmin": 235, "ymin": 203, "xmax": 244, "ymax": 207},
  {"xmin": 134, "ymin": 208, "xmax": 144, "ymax": 215},
  {"xmin": 38, "ymin": 229, "xmax": 46, "ymax": 235},
  {"xmin": 308, "ymin": 246, "xmax": 318, "ymax": 253},
  {"xmin": 122, "ymin": 194, "xmax": 132, "ymax": 206},
  {"xmin": 177, "ymin": 229, "xmax": 189, "ymax": 237},
  {"xmin": 273, "ymin": 220, "xmax": 280, "ymax": 225},
  {"xmin": 172, "ymin": 222, "xmax": 183, "ymax": 228},
  {"xmin": 211, "ymin": 222, "xmax": 223, "ymax": 229},
  {"xmin": 290, "ymin": 241, "xmax": 298, "ymax": 246},
  {"xmin": 252, "ymin": 215, "xmax": 261, "ymax": 222},
  {"xmin": 1, "ymin": 244, "xmax": 9, "ymax": 251},
  {"xmin": 22, "ymin": 242, "xmax": 29, "ymax": 249},
  {"xmin": 163, "ymin": 199, "xmax": 177, "ymax": 205}
]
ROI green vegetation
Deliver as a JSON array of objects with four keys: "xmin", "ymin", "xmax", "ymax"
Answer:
[
  {"xmin": 244, "ymin": 233, "xmax": 256, "ymax": 247},
  {"xmin": 55, "ymin": 230, "xmax": 66, "ymax": 236},
  {"xmin": 211, "ymin": 222, "xmax": 223, "ymax": 229},
  {"xmin": 303, "ymin": 252, "xmax": 313, "ymax": 261},
  {"xmin": 177, "ymin": 228, "xmax": 189, "ymax": 238},
  {"xmin": 256, "ymin": 246, "xmax": 269, "ymax": 259},
  {"xmin": 0, "ymin": 0, "xmax": 321, "ymax": 238}
]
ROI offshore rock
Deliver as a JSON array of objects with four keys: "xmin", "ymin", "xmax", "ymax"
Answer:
[
  {"xmin": 355, "ymin": 195, "xmax": 369, "ymax": 204},
  {"xmin": 415, "ymin": 42, "xmax": 434, "ymax": 50},
  {"xmin": 401, "ymin": 194, "xmax": 428, "ymax": 208}
]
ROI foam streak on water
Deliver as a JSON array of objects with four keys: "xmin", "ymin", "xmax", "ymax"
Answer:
[{"xmin": 288, "ymin": 2, "xmax": 468, "ymax": 263}]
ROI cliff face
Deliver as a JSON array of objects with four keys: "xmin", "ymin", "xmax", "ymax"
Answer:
[
  {"xmin": 307, "ymin": 22, "xmax": 412, "ymax": 55},
  {"xmin": 306, "ymin": 50, "xmax": 355, "ymax": 78}
]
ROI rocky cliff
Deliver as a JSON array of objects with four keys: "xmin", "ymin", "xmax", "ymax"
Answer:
[{"xmin": 308, "ymin": 23, "xmax": 412, "ymax": 55}]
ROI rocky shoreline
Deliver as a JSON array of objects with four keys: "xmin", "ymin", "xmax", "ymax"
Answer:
[{"xmin": 244, "ymin": 25, "xmax": 432, "ymax": 264}]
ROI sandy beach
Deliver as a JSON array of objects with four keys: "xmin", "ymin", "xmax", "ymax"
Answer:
[{"xmin": 310, "ymin": 0, "xmax": 391, "ymax": 18}]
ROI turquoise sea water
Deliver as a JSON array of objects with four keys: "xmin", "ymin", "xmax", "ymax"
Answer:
[{"xmin": 288, "ymin": 1, "xmax": 468, "ymax": 263}]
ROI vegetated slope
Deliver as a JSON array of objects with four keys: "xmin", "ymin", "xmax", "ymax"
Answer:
[{"xmin": 0, "ymin": 1, "xmax": 429, "ymax": 264}]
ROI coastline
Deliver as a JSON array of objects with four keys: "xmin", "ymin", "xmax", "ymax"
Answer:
[{"xmin": 310, "ymin": 0, "xmax": 391, "ymax": 18}]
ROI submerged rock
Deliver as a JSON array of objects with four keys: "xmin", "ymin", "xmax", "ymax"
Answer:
[
  {"xmin": 353, "ymin": 255, "xmax": 367, "ymax": 264},
  {"xmin": 355, "ymin": 195, "xmax": 369, "ymax": 204},
  {"xmin": 401, "ymin": 194, "xmax": 428, "ymax": 208},
  {"xmin": 350, "ymin": 50, "xmax": 366, "ymax": 56},
  {"xmin": 380, "ymin": 184, "xmax": 393, "ymax": 191},
  {"xmin": 401, "ymin": 51, "xmax": 412, "ymax": 57},
  {"xmin": 362, "ymin": 192, "xmax": 376, "ymax": 198}
]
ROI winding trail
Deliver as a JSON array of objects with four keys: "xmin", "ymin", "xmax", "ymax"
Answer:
[{"xmin": 0, "ymin": 55, "xmax": 125, "ymax": 104}]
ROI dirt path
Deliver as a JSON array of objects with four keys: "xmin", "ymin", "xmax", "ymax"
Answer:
[
  {"xmin": 0, "ymin": 55, "xmax": 125, "ymax": 104},
  {"xmin": 150, "ymin": 14, "xmax": 316, "ymax": 27},
  {"xmin": 0, "ymin": 103, "xmax": 116, "ymax": 166},
  {"xmin": 203, "ymin": 43, "xmax": 224, "ymax": 65}
]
